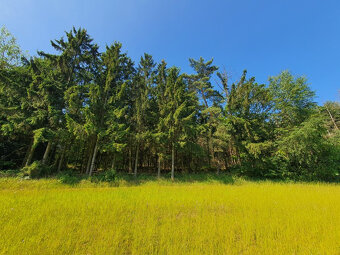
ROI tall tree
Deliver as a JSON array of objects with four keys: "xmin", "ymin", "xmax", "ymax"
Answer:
[
  {"xmin": 132, "ymin": 53, "xmax": 156, "ymax": 176},
  {"xmin": 189, "ymin": 57, "xmax": 222, "ymax": 169},
  {"xmin": 217, "ymin": 70, "xmax": 273, "ymax": 175},
  {"xmin": 269, "ymin": 70, "xmax": 316, "ymax": 128},
  {"xmin": 39, "ymin": 27, "xmax": 100, "ymax": 172},
  {"xmin": 154, "ymin": 60, "xmax": 168, "ymax": 177},
  {"xmin": 161, "ymin": 67, "xmax": 197, "ymax": 180},
  {"xmin": 0, "ymin": 26, "xmax": 32, "ymax": 167},
  {"xmin": 0, "ymin": 26, "xmax": 25, "ymax": 69}
]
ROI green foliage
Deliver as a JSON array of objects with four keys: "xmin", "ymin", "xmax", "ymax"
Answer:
[
  {"xmin": 0, "ymin": 26, "xmax": 25, "ymax": 68},
  {"xmin": 0, "ymin": 26, "xmax": 339, "ymax": 182},
  {"xmin": 91, "ymin": 169, "xmax": 117, "ymax": 183},
  {"xmin": 103, "ymin": 169, "xmax": 117, "ymax": 182},
  {"xmin": 269, "ymin": 70, "xmax": 316, "ymax": 128},
  {"xmin": 274, "ymin": 115, "xmax": 339, "ymax": 181},
  {"xmin": 21, "ymin": 161, "xmax": 52, "ymax": 179},
  {"xmin": 57, "ymin": 171, "xmax": 81, "ymax": 185}
]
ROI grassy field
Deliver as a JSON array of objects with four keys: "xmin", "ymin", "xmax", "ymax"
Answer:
[{"xmin": 0, "ymin": 177, "xmax": 339, "ymax": 254}]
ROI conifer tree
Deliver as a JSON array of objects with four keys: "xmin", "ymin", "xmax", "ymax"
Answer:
[
  {"xmin": 218, "ymin": 70, "xmax": 273, "ymax": 174},
  {"xmin": 0, "ymin": 26, "xmax": 32, "ymax": 167},
  {"xmin": 132, "ymin": 53, "xmax": 156, "ymax": 176},
  {"xmin": 1, "ymin": 26, "xmax": 339, "ymax": 182},
  {"xmin": 161, "ymin": 67, "xmax": 197, "ymax": 180},
  {"xmin": 154, "ymin": 60, "xmax": 168, "ymax": 177},
  {"xmin": 0, "ymin": 64, "xmax": 32, "ymax": 166},
  {"xmin": 39, "ymin": 27, "xmax": 100, "ymax": 173},
  {"xmin": 189, "ymin": 57, "xmax": 222, "ymax": 169}
]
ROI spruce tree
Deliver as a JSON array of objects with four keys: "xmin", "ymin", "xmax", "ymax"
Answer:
[
  {"xmin": 161, "ymin": 67, "xmax": 197, "ymax": 180},
  {"xmin": 132, "ymin": 53, "xmax": 156, "ymax": 176},
  {"xmin": 188, "ymin": 57, "xmax": 222, "ymax": 169}
]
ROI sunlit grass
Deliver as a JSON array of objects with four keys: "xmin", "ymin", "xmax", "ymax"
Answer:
[{"xmin": 0, "ymin": 177, "xmax": 339, "ymax": 254}]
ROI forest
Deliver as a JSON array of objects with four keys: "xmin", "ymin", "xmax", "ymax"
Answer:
[{"xmin": 1, "ymin": 26, "xmax": 340, "ymax": 181}]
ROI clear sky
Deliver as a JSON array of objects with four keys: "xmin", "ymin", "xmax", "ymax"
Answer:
[{"xmin": 1, "ymin": 0, "xmax": 339, "ymax": 104}]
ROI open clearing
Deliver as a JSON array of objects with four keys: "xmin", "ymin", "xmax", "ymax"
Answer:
[{"xmin": 0, "ymin": 178, "xmax": 339, "ymax": 255}]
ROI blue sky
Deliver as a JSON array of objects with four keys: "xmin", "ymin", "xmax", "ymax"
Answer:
[{"xmin": 1, "ymin": 0, "xmax": 339, "ymax": 103}]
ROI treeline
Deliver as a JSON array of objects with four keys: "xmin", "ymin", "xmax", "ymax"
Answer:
[{"xmin": 1, "ymin": 26, "xmax": 339, "ymax": 181}]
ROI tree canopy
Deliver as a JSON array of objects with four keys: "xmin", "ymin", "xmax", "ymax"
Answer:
[{"xmin": 1, "ymin": 26, "xmax": 339, "ymax": 181}]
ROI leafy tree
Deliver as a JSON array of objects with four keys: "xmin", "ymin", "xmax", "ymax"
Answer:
[
  {"xmin": 0, "ymin": 26, "xmax": 25, "ymax": 68},
  {"xmin": 322, "ymin": 101, "xmax": 340, "ymax": 133},
  {"xmin": 1, "ymin": 26, "xmax": 339, "ymax": 182},
  {"xmin": 275, "ymin": 114, "xmax": 339, "ymax": 180},
  {"xmin": 217, "ymin": 70, "xmax": 273, "ymax": 176},
  {"xmin": 269, "ymin": 71, "xmax": 316, "ymax": 128}
]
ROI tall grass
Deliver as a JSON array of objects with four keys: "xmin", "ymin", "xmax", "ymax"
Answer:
[{"xmin": 0, "ymin": 178, "xmax": 339, "ymax": 254}]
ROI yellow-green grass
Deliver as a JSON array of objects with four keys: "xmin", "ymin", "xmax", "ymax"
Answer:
[{"xmin": 0, "ymin": 178, "xmax": 339, "ymax": 254}]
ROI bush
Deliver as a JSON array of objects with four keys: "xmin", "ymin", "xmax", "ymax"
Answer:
[
  {"xmin": 272, "ymin": 115, "xmax": 340, "ymax": 181},
  {"xmin": 21, "ymin": 161, "xmax": 52, "ymax": 178},
  {"xmin": 104, "ymin": 169, "xmax": 117, "ymax": 182},
  {"xmin": 0, "ymin": 169, "xmax": 20, "ymax": 177},
  {"xmin": 0, "ymin": 160, "xmax": 16, "ymax": 170},
  {"xmin": 57, "ymin": 171, "xmax": 81, "ymax": 185},
  {"xmin": 92, "ymin": 169, "xmax": 117, "ymax": 183}
]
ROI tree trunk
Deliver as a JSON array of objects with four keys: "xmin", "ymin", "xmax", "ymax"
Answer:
[
  {"xmin": 25, "ymin": 142, "xmax": 37, "ymax": 167},
  {"xmin": 171, "ymin": 143, "xmax": 175, "ymax": 181},
  {"xmin": 134, "ymin": 144, "xmax": 139, "ymax": 177},
  {"xmin": 57, "ymin": 148, "xmax": 65, "ymax": 172},
  {"xmin": 209, "ymin": 128, "xmax": 215, "ymax": 168},
  {"xmin": 326, "ymin": 105, "xmax": 339, "ymax": 130},
  {"xmin": 22, "ymin": 138, "xmax": 34, "ymax": 167},
  {"xmin": 86, "ymin": 138, "xmax": 96, "ymax": 175},
  {"xmin": 157, "ymin": 154, "xmax": 161, "ymax": 178},
  {"xmin": 128, "ymin": 147, "xmax": 132, "ymax": 174},
  {"xmin": 111, "ymin": 154, "xmax": 115, "ymax": 169},
  {"xmin": 206, "ymin": 135, "xmax": 211, "ymax": 166},
  {"xmin": 42, "ymin": 141, "xmax": 52, "ymax": 165},
  {"xmin": 89, "ymin": 137, "xmax": 98, "ymax": 177},
  {"xmin": 80, "ymin": 142, "xmax": 86, "ymax": 172},
  {"xmin": 85, "ymin": 151, "xmax": 92, "ymax": 175}
]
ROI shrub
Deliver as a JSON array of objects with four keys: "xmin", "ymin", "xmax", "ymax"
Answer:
[
  {"xmin": 92, "ymin": 169, "xmax": 117, "ymax": 183},
  {"xmin": 0, "ymin": 169, "xmax": 20, "ymax": 177},
  {"xmin": 21, "ymin": 161, "xmax": 52, "ymax": 178},
  {"xmin": 57, "ymin": 171, "xmax": 80, "ymax": 185}
]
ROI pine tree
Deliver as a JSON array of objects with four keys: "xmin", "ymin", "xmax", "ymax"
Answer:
[
  {"xmin": 154, "ymin": 60, "xmax": 168, "ymax": 177},
  {"xmin": 218, "ymin": 70, "xmax": 273, "ymax": 175},
  {"xmin": 0, "ymin": 26, "xmax": 32, "ymax": 167},
  {"xmin": 0, "ymin": 64, "xmax": 32, "ymax": 167},
  {"xmin": 39, "ymin": 27, "xmax": 100, "ymax": 173},
  {"xmin": 189, "ymin": 57, "xmax": 222, "ymax": 169},
  {"xmin": 96, "ymin": 43, "xmax": 134, "ymax": 174},
  {"xmin": 132, "ymin": 53, "xmax": 156, "ymax": 176},
  {"xmin": 161, "ymin": 67, "xmax": 197, "ymax": 180}
]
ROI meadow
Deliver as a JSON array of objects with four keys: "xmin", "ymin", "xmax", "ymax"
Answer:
[{"xmin": 0, "ymin": 176, "xmax": 339, "ymax": 255}]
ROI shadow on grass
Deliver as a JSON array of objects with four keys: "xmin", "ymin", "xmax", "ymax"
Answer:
[
  {"xmin": 55, "ymin": 171, "xmax": 238, "ymax": 187},
  {"xmin": 113, "ymin": 172, "xmax": 237, "ymax": 186},
  {"xmin": 3, "ymin": 169, "xmax": 338, "ymax": 187},
  {"xmin": 57, "ymin": 172, "xmax": 83, "ymax": 185},
  {"xmin": 67, "ymin": 172, "xmax": 340, "ymax": 187}
]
